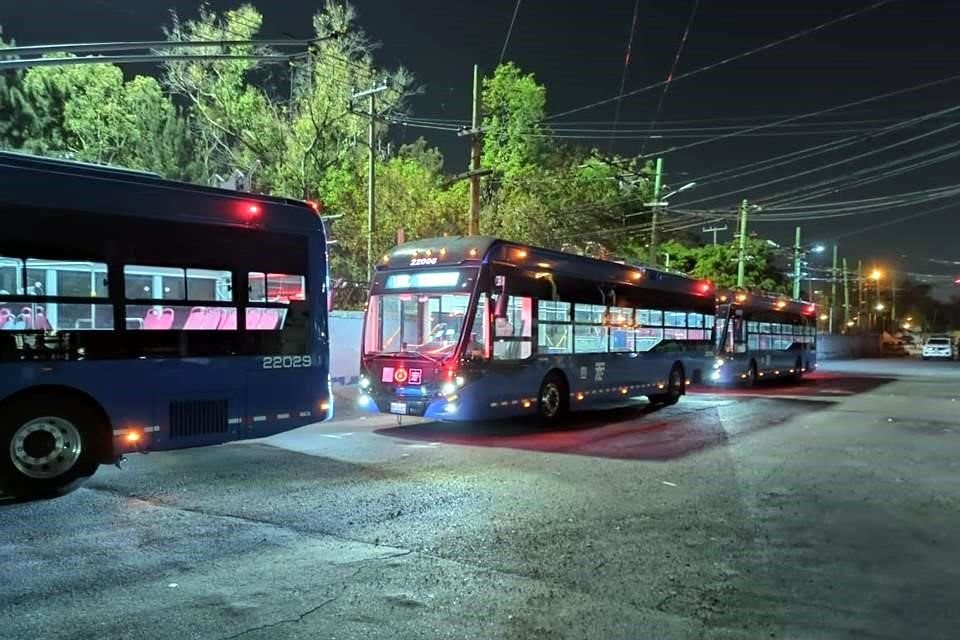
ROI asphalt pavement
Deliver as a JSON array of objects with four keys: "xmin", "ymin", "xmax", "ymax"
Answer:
[{"xmin": 2, "ymin": 359, "xmax": 959, "ymax": 639}]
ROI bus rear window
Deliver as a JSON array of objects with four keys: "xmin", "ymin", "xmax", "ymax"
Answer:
[
  {"xmin": 0, "ymin": 257, "xmax": 23, "ymax": 295},
  {"xmin": 249, "ymin": 272, "xmax": 305, "ymax": 303}
]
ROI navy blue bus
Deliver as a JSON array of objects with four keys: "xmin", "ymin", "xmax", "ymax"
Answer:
[
  {"xmin": 358, "ymin": 236, "xmax": 716, "ymax": 423},
  {"xmin": 0, "ymin": 152, "xmax": 331, "ymax": 497},
  {"xmin": 710, "ymin": 290, "xmax": 817, "ymax": 384}
]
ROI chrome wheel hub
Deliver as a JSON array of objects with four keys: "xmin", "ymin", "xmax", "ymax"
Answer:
[
  {"xmin": 9, "ymin": 417, "xmax": 82, "ymax": 479},
  {"xmin": 541, "ymin": 384, "xmax": 561, "ymax": 417}
]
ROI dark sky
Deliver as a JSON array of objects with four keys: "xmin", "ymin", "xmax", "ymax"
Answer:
[{"xmin": 4, "ymin": 0, "xmax": 960, "ymax": 295}]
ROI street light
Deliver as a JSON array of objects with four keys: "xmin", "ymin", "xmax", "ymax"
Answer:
[
  {"xmin": 660, "ymin": 181, "xmax": 697, "ymax": 201},
  {"xmin": 870, "ymin": 269, "xmax": 883, "ymax": 281},
  {"xmin": 811, "ymin": 244, "xmax": 826, "ymax": 254},
  {"xmin": 875, "ymin": 303, "xmax": 885, "ymax": 311}
]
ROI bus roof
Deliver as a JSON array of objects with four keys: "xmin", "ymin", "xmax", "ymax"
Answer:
[
  {"xmin": 378, "ymin": 235, "xmax": 713, "ymax": 297},
  {"xmin": 0, "ymin": 151, "xmax": 323, "ymax": 234},
  {"xmin": 717, "ymin": 289, "xmax": 815, "ymax": 317}
]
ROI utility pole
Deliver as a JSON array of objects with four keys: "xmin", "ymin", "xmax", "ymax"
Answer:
[
  {"xmin": 890, "ymin": 268, "xmax": 896, "ymax": 322},
  {"xmin": 350, "ymin": 83, "xmax": 389, "ymax": 279},
  {"xmin": 648, "ymin": 157, "xmax": 664, "ymax": 266},
  {"xmin": 468, "ymin": 64, "xmax": 482, "ymax": 235},
  {"xmin": 792, "ymin": 226, "xmax": 802, "ymax": 299},
  {"xmin": 702, "ymin": 224, "xmax": 728, "ymax": 245},
  {"xmin": 830, "ymin": 244, "xmax": 838, "ymax": 333},
  {"xmin": 842, "ymin": 257, "xmax": 851, "ymax": 330},
  {"xmin": 455, "ymin": 65, "xmax": 491, "ymax": 236},
  {"xmin": 736, "ymin": 198, "xmax": 750, "ymax": 288},
  {"xmin": 857, "ymin": 260, "xmax": 864, "ymax": 325}
]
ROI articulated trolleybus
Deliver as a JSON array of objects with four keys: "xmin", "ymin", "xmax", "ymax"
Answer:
[
  {"xmin": 0, "ymin": 152, "xmax": 331, "ymax": 498},
  {"xmin": 710, "ymin": 290, "xmax": 817, "ymax": 384},
  {"xmin": 359, "ymin": 236, "xmax": 716, "ymax": 423}
]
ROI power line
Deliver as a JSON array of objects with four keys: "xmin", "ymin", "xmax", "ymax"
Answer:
[
  {"xmin": 640, "ymin": 0, "xmax": 701, "ymax": 156},
  {"xmin": 677, "ymin": 109, "xmax": 960, "ymax": 207},
  {"xmin": 610, "ymin": 0, "xmax": 642, "ymax": 149},
  {"xmin": 637, "ymin": 71, "xmax": 960, "ymax": 159},
  {"xmin": 498, "ymin": 0, "xmax": 523, "ymax": 64},
  {"xmin": 828, "ymin": 199, "xmax": 958, "ymax": 241},
  {"xmin": 545, "ymin": 0, "xmax": 899, "ymax": 121}
]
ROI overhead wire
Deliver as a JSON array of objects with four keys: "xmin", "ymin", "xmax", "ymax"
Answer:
[
  {"xmin": 610, "ymin": 0, "xmax": 643, "ymax": 149},
  {"xmin": 544, "ymin": 0, "xmax": 899, "ymax": 121},
  {"xmin": 498, "ymin": 0, "xmax": 523, "ymax": 64},
  {"xmin": 639, "ymin": 0, "xmax": 701, "ymax": 156}
]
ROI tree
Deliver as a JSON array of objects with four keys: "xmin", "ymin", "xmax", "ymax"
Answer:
[
  {"xmin": 18, "ymin": 61, "xmax": 202, "ymax": 180},
  {"xmin": 0, "ymin": 29, "xmax": 36, "ymax": 150},
  {"xmin": 479, "ymin": 64, "xmax": 655, "ymax": 250},
  {"xmin": 622, "ymin": 238, "xmax": 789, "ymax": 293}
]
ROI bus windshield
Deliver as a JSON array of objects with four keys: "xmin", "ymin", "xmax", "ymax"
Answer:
[{"xmin": 364, "ymin": 292, "xmax": 475, "ymax": 359}]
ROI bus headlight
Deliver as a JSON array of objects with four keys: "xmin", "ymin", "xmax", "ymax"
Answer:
[
  {"xmin": 444, "ymin": 402, "xmax": 458, "ymax": 414},
  {"xmin": 455, "ymin": 376, "xmax": 465, "ymax": 387},
  {"xmin": 441, "ymin": 382, "xmax": 456, "ymax": 396},
  {"xmin": 359, "ymin": 376, "xmax": 370, "ymax": 390},
  {"xmin": 710, "ymin": 370, "xmax": 722, "ymax": 381},
  {"xmin": 712, "ymin": 358, "xmax": 725, "ymax": 369}
]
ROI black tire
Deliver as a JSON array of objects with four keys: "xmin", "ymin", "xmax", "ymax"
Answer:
[
  {"xmin": 746, "ymin": 360, "xmax": 759, "ymax": 387},
  {"xmin": 649, "ymin": 364, "xmax": 685, "ymax": 407},
  {"xmin": 0, "ymin": 395, "xmax": 102, "ymax": 499},
  {"xmin": 537, "ymin": 372, "xmax": 569, "ymax": 425}
]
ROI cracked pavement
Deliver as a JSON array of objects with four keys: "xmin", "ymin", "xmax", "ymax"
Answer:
[{"xmin": 2, "ymin": 360, "xmax": 960, "ymax": 639}]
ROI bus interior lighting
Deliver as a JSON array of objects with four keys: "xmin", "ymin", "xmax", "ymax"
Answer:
[{"xmin": 735, "ymin": 293, "xmax": 748, "ymax": 303}]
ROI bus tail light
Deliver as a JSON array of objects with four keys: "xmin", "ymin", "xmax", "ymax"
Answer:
[{"xmin": 125, "ymin": 430, "xmax": 142, "ymax": 445}]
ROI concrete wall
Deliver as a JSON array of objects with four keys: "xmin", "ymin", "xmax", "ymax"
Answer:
[
  {"xmin": 329, "ymin": 310, "xmax": 364, "ymax": 385},
  {"xmin": 818, "ymin": 334, "xmax": 882, "ymax": 360}
]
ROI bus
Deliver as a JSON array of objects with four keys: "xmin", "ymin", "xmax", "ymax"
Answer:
[
  {"xmin": 710, "ymin": 290, "xmax": 817, "ymax": 384},
  {"xmin": 358, "ymin": 236, "xmax": 717, "ymax": 423},
  {"xmin": 0, "ymin": 152, "xmax": 332, "ymax": 498}
]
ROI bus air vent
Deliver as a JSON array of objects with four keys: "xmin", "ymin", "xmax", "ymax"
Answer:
[{"xmin": 169, "ymin": 399, "xmax": 229, "ymax": 439}]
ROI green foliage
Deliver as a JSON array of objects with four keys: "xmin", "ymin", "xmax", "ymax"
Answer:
[
  {"xmin": 479, "ymin": 64, "xmax": 655, "ymax": 251},
  {"xmin": 627, "ymin": 238, "xmax": 789, "ymax": 293},
  {"xmin": 0, "ymin": 31, "xmax": 36, "ymax": 150}
]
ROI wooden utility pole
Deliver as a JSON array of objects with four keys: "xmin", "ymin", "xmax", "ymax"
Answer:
[{"xmin": 455, "ymin": 65, "xmax": 491, "ymax": 235}]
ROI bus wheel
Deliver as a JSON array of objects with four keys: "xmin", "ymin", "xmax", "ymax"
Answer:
[
  {"xmin": 650, "ymin": 364, "xmax": 684, "ymax": 407},
  {"xmin": 0, "ymin": 397, "xmax": 101, "ymax": 499},
  {"xmin": 537, "ymin": 373, "xmax": 568, "ymax": 425}
]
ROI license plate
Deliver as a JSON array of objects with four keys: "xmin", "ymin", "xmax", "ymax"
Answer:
[{"xmin": 389, "ymin": 402, "xmax": 407, "ymax": 415}]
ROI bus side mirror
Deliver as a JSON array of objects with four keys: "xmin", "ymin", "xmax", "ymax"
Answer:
[{"xmin": 493, "ymin": 275, "xmax": 509, "ymax": 318}]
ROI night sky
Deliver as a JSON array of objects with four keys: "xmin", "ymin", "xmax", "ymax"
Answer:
[{"xmin": 4, "ymin": 0, "xmax": 959, "ymax": 293}]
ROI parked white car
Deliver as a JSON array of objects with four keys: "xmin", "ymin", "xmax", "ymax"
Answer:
[{"xmin": 921, "ymin": 336, "xmax": 955, "ymax": 360}]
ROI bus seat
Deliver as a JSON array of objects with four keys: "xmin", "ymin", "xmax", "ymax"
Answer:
[
  {"xmin": 143, "ymin": 307, "xmax": 175, "ymax": 330},
  {"xmin": 200, "ymin": 307, "xmax": 224, "ymax": 329},
  {"xmin": 18, "ymin": 308, "xmax": 33, "ymax": 330},
  {"xmin": 218, "ymin": 308, "xmax": 237, "ymax": 330},
  {"xmin": 183, "ymin": 307, "xmax": 208, "ymax": 330},
  {"xmin": 0, "ymin": 308, "xmax": 11, "ymax": 329},
  {"xmin": 34, "ymin": 308, "xmax": 52, "ymax": 331},
  {"xmin": 258, "ymin": 308, "xmax": 280, "ymax": 330},
  {"xmin": 245, "ymin": 307, "xmax": 264, "ymax": 329}
]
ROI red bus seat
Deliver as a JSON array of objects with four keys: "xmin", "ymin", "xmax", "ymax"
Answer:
[
  {"xmin": 257, "ymin": 308, "xmax": 280, "ymax": 330},
  {"xmin": 200, "ymin": 307, "xmax": 224, "ymax": 329},
  {"xmin": 143, "ymin": 307, "xmax": 175, "ymax": 330},
  {"xmin": 183, "ymin": 307, "xmax": 207, "ymax": 330},
  {"xmin": 219, "ymin": 308, "xmax": 237, "ymax": 330}
]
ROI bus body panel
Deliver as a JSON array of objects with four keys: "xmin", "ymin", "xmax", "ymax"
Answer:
[
  {"xmin": 710, "ymin": 293, "xmax": 817, "ymax": 384},
  {"xmin": 360, "ymin": 236, "xmax": 715, "ymax": 421},
  {"xmin": 0, "ymin": 152, "xmax": 331, "ymax": 468}
]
